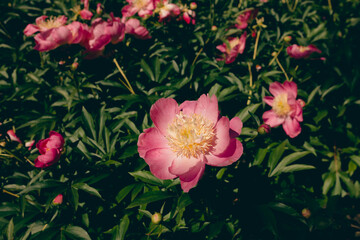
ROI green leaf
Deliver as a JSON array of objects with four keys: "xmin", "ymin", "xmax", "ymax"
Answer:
[
  {"xmin": 63, "ymin": 226, "xmax": 91, "ymax": 240},
  {"xmin": 236, "ymin": 103, "xmax": 261, "ymax": 123},
  {"xmin": 253, "ymin": 148, "xmax": 268, "ymax": 166},
  {"xmin": 72, "ymin": 183, "xmax": 103, "ymax": 200},
  {"xmin": 129, "ymin": 171, "xmax": 164, "ymax": 186},
  {"xmin": 140, "ymin": 59, "xmax": 155, "ymax": 81},
  {"xmin": 7, "ymin": 218, "xmax": 14, "ymax": 240},
  {"xmin": 278, "ymin": 164, "xmax": 315, "ymax": 174},
  {"xmin": 116, "ymin": 184, "xmax": 136, "ymax": 203},
  {"xmin": 270, "ymin": 151, "xmax": 311, "ymax": 177},
  {"xmin": 350, "ymin": 155, "xmax": 360, "ymax": 167},
  {"xmin": 82, "ymin": 107, "xmax": 97, "ymax": 140},
  {"xmin": 119, "ymin": 215, "xmax": 130, "ymax": 240},
  {"xmin": 19, "ymin": 180, "xmax": 63, "ymax": 195},
  {"xmin": 127, "ymin": 191, "xmax": 175, "ymax": 208},
  {"xmin": 268, "ymin": 140, "xmax": 288, "ymax": 173}
]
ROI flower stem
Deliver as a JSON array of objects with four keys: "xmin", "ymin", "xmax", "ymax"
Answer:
[
  {"xmin": 328, "ymin": 0, "xmax": 333, "ymax": 14},
  {"xmin": 289, "ymin": 65, "xmax": 298, "ymax": 81},
  {"xmin": 192, "ymin": 39, "xmax": 210, "ymax": 66},
  {"xmin": 247, "ymin": 62, "xmax": 253, "ymax": 105},
  {"xmin": 113, "ymin": 58, "xmax": 135, "ymax": 95},
  {"xmin": 268, "ymin": 44, "xmax": 284, "ymax": 66},
  {"xmin": 253, "ymin": 29, "xmax": 261, "ymax": 60},
  {"xmin": 1, "ymin": 188, "xmax": 19, "ymax": 198},
  {"xmin": 1, "ymin": 148, "xmax": 34, "ymax": 166},
  {"xmin": 275, "ymin": 57, "xmax": 290, "ymax": 81},
  {"xmin": 286, "ymin": 0, "xmax": 298, "ymax": 12}
]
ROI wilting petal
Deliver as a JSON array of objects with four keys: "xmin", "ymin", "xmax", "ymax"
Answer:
[
  {"xmin": 195, "ymin": 94, "xmax": 218, "ymax": 125},
  {"xmin": 144, "ymin": 148, "xmax": 177, "ymax": 179},
  {"xmin": 282, "ymin": 117, "xmax": 301, "ymax": 138},
  {"xmin": 150, "ymin": 98, "xmax": 179, "ymax": 136},
  {"xmin": 262, "ymin": 110, "xmax": 285, "ymax": 127},
  {"xmin": 207, "ymin": 139, "xmax": 243, "ymax": 167},
  {"xmin": 137, "ymin": 127, "xmax": 168, "ymax": 158}
]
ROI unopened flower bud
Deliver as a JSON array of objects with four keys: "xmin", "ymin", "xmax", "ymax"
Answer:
[
  {"xmin": 256, "ymin": 65, "xmax": 262, "ymax": 71},
  {"xmin": 59, "ymin": 60, "xmax": 66, "ymax": 65},
  {"xmin": 211, "ymin": 25, "xmax": 217, "ymax": 31},
  {"xmin": 271, "ymin": 51, "xmax": 277, "ymax": 57},
  {"xmin": 251, "ymin": 31, "xmax": 257, "ymax": 38},
  {"xmin": 190, "ymin": 2, "xmax": 197, "ymax": 10},
  {"xmin": 284, "ymin": 36, "xmax": 292, "ymax": 42},
  {"xmin": 96, "ymin": 3, "xmax": 103, "ymax": 15},
  {"xmin": 301, "ymin": 208, "xmax": 311, "ymax": 219},
  {"xmin": 53, "ymin": 194, "xmax": 63, "ymax": 205},
  {"xmin": 258, "ymin": 124, "xmax": 271, "ymax": 135},
  {"xmin": 151, "ymin": 212, "xmax": 162, "ymax": 224},
  {"xmin": 71, "ymin": 62, "xmax": 79, "ymax": 71}
]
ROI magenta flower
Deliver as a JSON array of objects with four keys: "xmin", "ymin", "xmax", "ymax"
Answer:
[
  {"xmin": 216, "ymin": 32, "xmax": 247, "ymax": 64},
  {"xmin": 262, "ymin": 81, "xmax": 304, "ymax": 138},
  {"xmin": 180, "ymin": 5, "xmax": 196, "ymax": 25},
  {"xmin": 235, "ymin": 9, "xmax": 258, "ymax": 30},
  {"xmin": 67, "ymin": 21, "xmax": 90, "ymax": 45},
  {"xmin": 138, "ymin": 94, "xmax": 243, "ymax": 192},
  {"xmin": 124, "ymin": 18, "xmax": 151, "ymax": 39},
  {"xmin": 34, "ymin": 131, "xmax": 64, "ymax": 168},
  {"xmin": 121, "ymin": 0, "xmax": 159, "ymax": 18},
  {"xmin": 157, "ymin": 1, "xmax": 181, "ymax": 22},
  {"xmin": 25, "ymin": 140, "xmax": 35, "ymax": 150},
  {"xmin": 53, "ymin": 194, "xmax": 63, "ymax": 205},
  {"xmin": 80, "ymin": 0, "xmax": 93, "ymax": 20},
  {"xmin": 286, "ymin": 44, "xmax": 322, "ymax": 59},
  {"xmin": 7, "ymin": 130, "xmax": 22, "ymax": 144},
  {"xmin": 23, "ymin": 15, "xmax": 67, "ymax": 36}
]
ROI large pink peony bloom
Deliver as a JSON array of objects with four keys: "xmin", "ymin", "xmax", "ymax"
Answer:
[
  {"xmin": 286, "ymin": 44, "xmax": 321, "ymax": 59},
  {"xmin": 24, "ymin": 16, "xmax": 72, "ymax": 52},
  {"xmin": 262, "ymin": 81, "xmax": 304, "ymax": 138},
  {"xmin": 122, "ymin": 0, "xmax": 159, "ymax": 18},
  {"xmin": 216, "ymin": 32, "xmax": 247, "ymax": 64},
  {"xmin": 124, "ymin": 18, "xmax": 151, "ymax": 39},
  {"xmin": 157, "ymin": 0, "xmax": 181, "ymax": 22},
  {"xmin": 138, "ymin": 94, "xmax": 243, "ymax": 192},
  {"xmin": 34, "ymin": 131, "xmax": 64, "ymax": 168}
]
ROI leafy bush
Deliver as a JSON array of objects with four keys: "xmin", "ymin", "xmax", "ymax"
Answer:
[{"xmin": 1, "ymin": 0, "xmax": 360, "ymax": 239}]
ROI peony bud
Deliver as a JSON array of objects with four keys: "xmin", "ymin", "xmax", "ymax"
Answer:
[
  {"xmin": 298, "ymin": 99, "xmax": 306, "ymax": 108},
  {"xmin": 190, "ymin": 2, "xmax": 197, "ymax": 10},
  {"xmin": 53, "ymin": 194, "xmax": 63, "ymax": 205},
  {"xmin": 284, "ymin": 36, "xmax": 292, "ymax": 42},
  {"xmin": 258, "ymin": 124, "xmax": 271, "ymax": 135},
  {"xmin": 256, "ymin": 64, "xmax": 262, "ymax": 71},
  {"xmin": 71, "ymin": 62, "xmax": 79, "ymax": 71},
  {"xmin": 151, "ymin": 212, "xmax": 162, "ymax": 224},
  {"xmin": 271, "ymin": 51, "xmax": 277, "ymax": 57},
  {"xmin": 96, "ymin": 3, "xmax": 103, "ymax": 15},
  {"xmin": 301, "ymin": 208, "xmax": 311, "ymax": 219},
  {"xmin": 251, "ymin": 31, "xmax": 256, "ymax": 38},
  {"xmin": 211, "ymin": 25, "xmax": 217, "ymax": 31}
]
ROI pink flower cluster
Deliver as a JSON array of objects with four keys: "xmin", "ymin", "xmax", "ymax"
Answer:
[
  {"xmin": 138, "ymin": 94, "xmax": 243, "ymax": 192},
  {"xmin": 122, "ymin": 0, "xmax": 196, "ymax": 24},
  {"xmin": 262, "ymin": 81, "xmax": 304, "ymax": 138},
  {"xmin": 34, "ymin": 131, "xmax": 64, "ymax": 168},
  {"xmin": 24, "ymin": 2, "xmax": 151, "ymax": 56},
  {"xmin": 216, "ymin": 8, "xmax": 257, "ymax": 64}
]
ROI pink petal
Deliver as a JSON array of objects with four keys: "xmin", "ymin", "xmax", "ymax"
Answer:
[
  {"xmin": 137, "ymin": 127, "xmax": 168, "ymax": 158},
  {"xmin": 178, "ymin": 158, "xmax": 205, "ymax": 182},
  {"xmin": 194, "ymin": 94, "xmax": 219, "ymax": 125},
  {"xmin": 206, "ymin": 138, "xmax": 243, "ymax": 167},
  {"xmin": 283, "ymin": 81, "xmax": 297, "ymax": 98},
  {"xmin": 229, "ymin": 117, "xmax": 243, "ymax": 138},
  {"xmin": 169, "ymin": 156, "xmax": 201, "ymax": 176},
  {"xmin": 180, "ymin": 162, "xmax": 205, "ymax": 192},
  {"xmin": 282, "ymin": 117, "xmax": 301, "ymax": 138},
  {"xmin": 47, "ymin": 131, "xmax": 64, "ymax": 150},
  {"xmin": 262, "ymin": 110, "xmax": 285, "ymax": 127},
  {"xmin": 150, "ymin": 98, "xmax": 179, "ymax": 136},
  {"xmin": 7, "ymin": 130, "xmax": 22, "ymax": 143},
  {"xmin": 80, "ymin": 9, "xmax": 93, "ymax": 20},
  {"xmin": 34, "ymin": 148, "xmax": 61, "ymax": 168},
  {"xmin": 179, "ymin": 100, "xmax": 197, "ymax": 115},
  {"xmin": 269, "ymin": 81, "xmax": 285, "ymax": 97},
  {"xmin": 211, "ymin": 117, "xmax": 230, "ymax": 155},
  {"xmin": 24, "ymin": 24, "xmax": 39, "ymax": 36},
  {"xmin": 144, "ymin": 148, "xmax": 177, "ymax": 179},
  {"xmin": 263, "ymin": 96, "xmax": 274, "ymax": 106},
  {"xmin": 36, "ymin": 139, "xmax": 49, "ymax": 154}
]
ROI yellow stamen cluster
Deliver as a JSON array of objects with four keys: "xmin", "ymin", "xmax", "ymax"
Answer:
[
  {"xmin": 272, "ymin": 93, "xmax": 291, "ymax": 117},
  {"xmin": 166, "ymin": 112, "xmax": 216, "ymax": 158},
  {"xmin": 133, "ymin": 0, "xmax": 148, "ymax": 9},
  {"xmin": 38, "ymin": 16, "xmax": 64, "ymax": 31}
]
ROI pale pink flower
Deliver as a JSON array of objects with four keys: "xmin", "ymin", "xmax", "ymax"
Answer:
[
  {"xmin": 53, "ymin": 194, "xmax": 63, "ymax": 205},
  {"xmin": 235, "ymin": 9, "xmax": 258, "ymax": 30},
  {"xmin": 67, "ymin": 21, "xmax": 90, "ymax": 45},
  {"xmin": 83, "ymin": 18, "xmax": 111, "ymax": 52},
  {"xmin": 7, "ymin": 130, "xmax": 21, "ymax": 143},
  {"xmin": 34, "ymin": 131, "xmax": 64, "ymax": 168},
  {"xmin": 106, "ymin": 13, "xmax": 126, "ymax": 44},
  {"xmin": 122, "ymin": 0, "xmax": 159, "ymax": 18},
  {"xmin": 286, "ymin": 44, "xmax": 322, "ymax": 59},
  {"xmin": 138, "ymin": 94, "xmax": 243, "ymax": 192},
  {"xmin": 23, "ymin": 15, "xmax": 68, "ymax": 36},
  {"xmin": 25, "ymin": 140, "xmax": 35, "ymax": 150},
  {"xmin": 262, "ymin": 81, "xmax": 304, "ymax": 138},
  {"xmin": 157, "ymin": 0, "xmax": 181, "ymax": 22},
  {"xmin": 216, "ymin": 32, "xmax": 247, "ymax": 64},
  {"xmin": 124, "ymin": 18, "xmax": 151, "ymax": 39},
  {"xmin": 181, "ymin": 7, "xmax": 196, "ymax": 24}
]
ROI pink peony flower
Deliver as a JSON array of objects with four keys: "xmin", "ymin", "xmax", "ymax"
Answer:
[
  {"xmin": 216, "ymin": 32, "xmax": 247, "ymax": 64},
  {"xmin": 262, "ymin": 81, "xmax": 304, "ymax": 138},
  {"xmin": 181, "ymin": 7, "xmax": 196, "ymax": 25},
  {"xmin": 53, "ymin": 194, "xmax": 63, "ymax": 205},
  {"xmin": 121, "ymin": 0, "xmax": 159, "ymax": 18},
  {"xmin": 235, "ymin": 9, "xmax": 258, "ymax": 30},
  {"xmin": 34, "ymin": 131, "xmax": 64, "ymax": 168},
  {"xmin": 67, "ymin": 21, "xmax": 90, "ymax": 45},
  {"xmin": 7, "ymin": 130, "xmax": 22, "ymax": 143},
  {"xmin": 138, "ymin": 94, "xmax": 243, "ymax": 192},
  {"xmin": 24, "ymin": 15, "xmax": 68, "ymax": 36},
  {"xmin": 124, "ymin": 18, "xmax": 151, "ymax": 39},
  {"xmin": 80, "ymin": 0, "xmax": 93, "ymax": 20},
  {"xmin": 157, "ymin": 0, "xmax": 181, "ymax": 22},
  {"xmin": 286, "ymin": 44, "xmax": 322, "ymax": 59}
]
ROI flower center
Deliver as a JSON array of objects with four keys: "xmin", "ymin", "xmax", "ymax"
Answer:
[
  {"xmin": 272, "ymin": 93, "xmax": 291, "ymax": 117},
  {"xmin": 38, "ymin": 16, "xmax": 65, "ymax": 31},
  {"xmin": 299, "ymin": 46, "xmax": 309, "ymax": 53},
  {"xmin": 166, "ymin": 112, "xmax": 216, "ymax": 158},
  {"xmin": 133, "ymin": 0, "xmax": 148, "ymax": 9}
]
